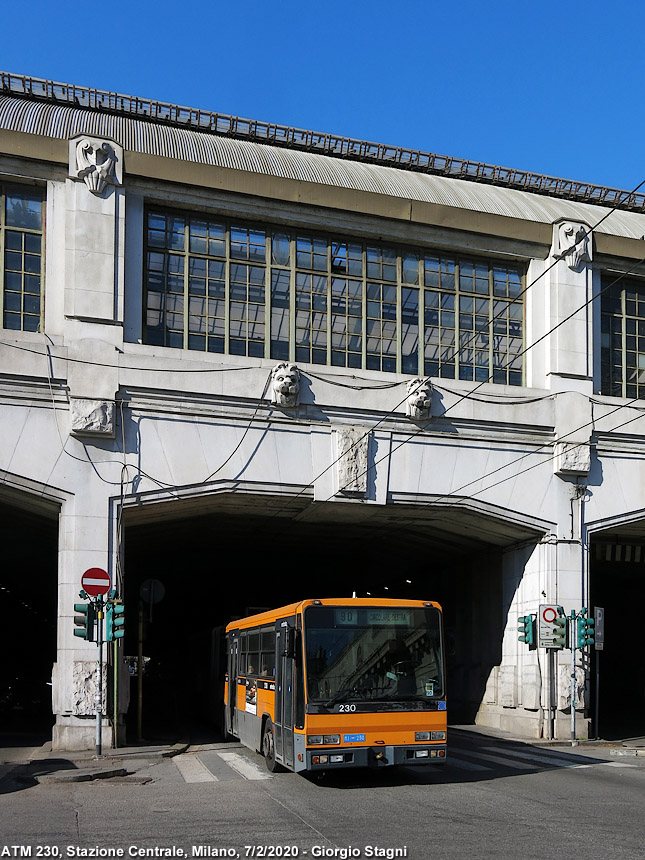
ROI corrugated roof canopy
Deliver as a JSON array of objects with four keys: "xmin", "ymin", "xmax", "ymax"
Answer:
[{"xmin": 2, "ymin": 90, "xmax": 645, "ymax": 241}]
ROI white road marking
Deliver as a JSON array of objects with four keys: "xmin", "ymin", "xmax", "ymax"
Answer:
[
  {"xmin": 216, "ymin": 751, "xmax": 273, "ymax": 780},
  {"xmin": 447, "ymin": 755, "xmax": 492, "ymax": 772},
  {"xmin": 464, "ymin": 750, "xmax": 538, "ymax": 770},
  {"xmin": 174, "ymin": 754, "xmax": 218, "ymax": 782},
  {"xmin": 482, "ymin": 746, "xmax": 613, "ymax": 770}
]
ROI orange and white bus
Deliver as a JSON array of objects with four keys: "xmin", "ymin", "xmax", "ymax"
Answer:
[{"xmin": 224, "ymin": 597, "xmax": 447, "ymax": 773}]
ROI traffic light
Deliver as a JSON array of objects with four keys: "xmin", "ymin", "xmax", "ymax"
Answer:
[
  {"xmin": 105, "ymin": 601, "xmax": 125, "ymax": 642},
  {"xmin": 518, "ymin": 614, "xmax": 535, "ymax": 646},
  {"xmin": 552, "ymin": 616, "xmax": 568, "ymax": 648},
  {"xmin": 576, "ymin": 616, "xmax": 595, "ymax": 648},
  {"xmin": 73, "ymin": 602, "xmax": 96, "ymax": 641}
]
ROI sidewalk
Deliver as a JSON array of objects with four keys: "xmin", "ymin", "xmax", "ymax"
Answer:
[
  {"xmin": 0, "ymin": 738, "xmax": 190, "ymax": 785},
  {"xmin": 449, "ymin": 723, "xmax": 645, "ymax": 753}
]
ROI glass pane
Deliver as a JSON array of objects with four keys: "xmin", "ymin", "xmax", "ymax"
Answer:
[{"xmin": 6, "ymin": 190, "xmax": 42, "ymax": 230}]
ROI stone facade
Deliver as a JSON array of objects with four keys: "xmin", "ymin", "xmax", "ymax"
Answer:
[{"xmin": 2, "ymin": 76, "xmax": 645, "ymax": 748}]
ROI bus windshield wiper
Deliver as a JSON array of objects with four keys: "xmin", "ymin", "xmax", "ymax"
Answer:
[{"xmin": 322, "ymin": 687, "xmax": 354, "ymax": 707}]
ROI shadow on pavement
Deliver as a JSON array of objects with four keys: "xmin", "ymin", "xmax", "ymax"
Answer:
[{"xmin": 0, "ymin": 758, "xmax": 78, "ymax": 794}]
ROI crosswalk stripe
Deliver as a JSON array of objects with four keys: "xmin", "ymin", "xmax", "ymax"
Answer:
[
  {"xmin": 482, "ymin": 746, "xmax": 598, "ymax": 769},
  {"xmin": 463, "ymin": 750, "xmax": 538, "ymax": 770},
  {"xmin": 174, "ymin": 754, "xmax": 218, "ymax": 783},
  {"xmin": 216, "ymin": 751, "xmax": 273, "ymax": 780},
  {"xmin": 447, "ymin": 755, "xmax": 492, "ymax": 772}
]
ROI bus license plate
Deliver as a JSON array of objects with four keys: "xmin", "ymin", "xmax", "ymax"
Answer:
[{"xmin": 343, "ymin": 734, "xmax": 366, "ymax": 743}]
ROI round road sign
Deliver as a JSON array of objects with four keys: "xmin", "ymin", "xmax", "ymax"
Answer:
[
  {"xmin": 542, "ymin": 606, "xmax": 558, "ymax": 623},
  {"xmin": 81, "ymin": 567, "xmax": 111, "ymax": 597}
]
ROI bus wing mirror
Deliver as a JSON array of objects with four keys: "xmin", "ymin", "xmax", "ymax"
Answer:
[{"xmin": 282, "ymin": 627, "xmax": 296, "ymax": 658}]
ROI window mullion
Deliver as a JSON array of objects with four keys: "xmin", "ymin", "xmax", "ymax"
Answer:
[
  {"xmin": 418, "ymin": 256, "xmax": 424, "ymax": 378},
  {"xmin": 361, "ymin": 245, "xmax": 367, "ymax": 370},
  {"xmin": 395, "ymin": 250, "xmax": 402, "ymax": 375},
  {"xmin": 265, "ymin": 233, "xmax": 271, "ymax": 360},
  {"xmin": 488, "ymin": 264, "xmax": 494, "ymax": 383},
  {"xmin": 455, "ymin": 261, "xmax": 461, "ymax": 380},
  {"xmin": 621, "ymin": 286, "xmax": 627, "ymax": 397},
  {"xmin": 289, "ymin": 236, "xmax": 296, "ymax": 363},
  {"xmin": 0, "ymin": 188, "xmax": 4, "ymax": 324},
  {"xmin": 183, "ymin": 221, "xmax": 189, "ymax": 349},
  {"xmin": 326, "ymin": 239, "xmax": 332, "ymax": 366},
  {"xmin": 224, "ymin": 223, "xmax": 231, "ymax": 355}
]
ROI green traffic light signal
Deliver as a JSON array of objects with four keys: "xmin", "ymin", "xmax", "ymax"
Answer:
[
  {"xmin": 105, "ymin": 601, "xmax": 125, "ymax": 642},
  {"xmin": 518, "ymin": 615, "xmax": 535, "ymax": 646},
  {"xmin": 576, "ymin": 616, "xmax": 595, "ymax": 648},
  {"xmin": 73, "ymin": 602, "xmax": 95, "ymax": 641}
]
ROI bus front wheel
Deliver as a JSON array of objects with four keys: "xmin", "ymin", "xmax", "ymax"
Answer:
[{"xmin": 262, "ymin": 719, "xmax": 281, "ymax": 773}]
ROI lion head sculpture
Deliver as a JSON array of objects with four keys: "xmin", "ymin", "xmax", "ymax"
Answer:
[
  {"xmin": 270, "ymin": 362, "xmax": 301, "ymax": 408},
  {"xmin": 405, "ymin": 377, "xmax": 432, "ymax": 420}
]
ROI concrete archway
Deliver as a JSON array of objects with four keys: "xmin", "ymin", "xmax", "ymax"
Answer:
[
  {"xmin": 0, "ymin": 488, "xmax": 59, "ymax": 738},
  {"xmin": 120, "ymin": 487, "xmax": 550, "ymax": 741}
]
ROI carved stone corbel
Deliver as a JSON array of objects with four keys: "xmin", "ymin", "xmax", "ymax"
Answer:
[
  {"xmin": 69, "ymin": 135, "xmax": 123, "ymax": 196},
  {"xmin": 70, "ymin": 398, "xmax": 115, "ymax": 437},
  {"xmin": 552, "ymin": 220, "xmax": 592, "ymax": 270},
  {"xmin": 405, "ymin": 377, "xmax": 432, "ymax": 420},
  {"xmin": 270, "ymin": 362, "xmax": 301, "ymax": 408}
]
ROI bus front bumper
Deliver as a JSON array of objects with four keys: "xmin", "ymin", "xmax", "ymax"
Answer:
[{"xmin": 306, "ymin": 745, "xmax": 447, "ymax": 769}]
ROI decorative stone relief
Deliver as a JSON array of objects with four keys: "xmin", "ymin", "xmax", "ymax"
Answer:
[
  {"xmin": 405, "ymin": 377, "xmax": 432, "ymax": 420},
  {"xmin": 552, "ymin": 221, "xmax": 592, "ymax": 270},
  {"xmin": 557, "ymin": 665, "xmax": 586, "ymax": 710},
  {"xmin": 521, "ymin": 665, "xmax": 540, "ymax": 710},
  {"xmin": 337, "ymin": 426, "xmax": 369, "ymax": 496},
  {"xmin": 72, "ymin": 661, "xmax": 106, "ymax": 716},
  {"xmin": 554, "ymin": 441, "xmax": 591, "ymax": 476},
  {"xmin": 69, "ymin": 136, "xmax": 123, "ymax": 195},
  {"xmin": 270, "ymin": 362, "xmax": 301, "ymax": 408},
  {"xmin": 498, "ymin": 665, "xmax": 517, "ymax": 708},
  {"xmin": 70, "ymin": 398, "xmax": 115, "ymax": 437}
]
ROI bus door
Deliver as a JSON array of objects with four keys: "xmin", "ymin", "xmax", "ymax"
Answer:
[
  {"xmin": 226, "ymin": 632, "xmax": 240, "ymax": 737},
  {"xmin": 274, "ymin": 618, "xmax": 295, "ymax": 769}
]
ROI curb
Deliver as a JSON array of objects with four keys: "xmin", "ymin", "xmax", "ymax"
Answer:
[{"xmin": 35, "ymin": 766, "xmax": 128, "ymax": 784}]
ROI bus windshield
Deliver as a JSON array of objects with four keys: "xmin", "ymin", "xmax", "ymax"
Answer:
[{"xmin": 304, "ymin": 605, "xmax": 444, "ymax": 705}]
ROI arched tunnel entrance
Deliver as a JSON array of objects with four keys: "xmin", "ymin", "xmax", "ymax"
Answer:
[
  {"xmin": 0, "ymin": 493, "xmax": 58, "ymax": 740},
  {"xmin": 591, "ymin": 524, "xmax": 645, "ymax": 740},
  {"xmin": 122, "ymin": 492, "xmax": 545, "ymax": 743}
]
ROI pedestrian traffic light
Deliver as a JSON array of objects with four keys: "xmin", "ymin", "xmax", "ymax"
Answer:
[
  {"xmin": 518, "ymin": 614, "xmax": 535, "ymax": 646},
  {"xmin": 576, "ymin": 616, "xmax": 595, "ymax": 648},
  {"xmin": 552, "ymin": 616, "xmax": 568, "ymax": 648},
  {"xmin": 73, "ymin": 602, "xmax": 96, "ymax": 641},
  {"xmin": 105, "ymin": 601, "xmax": 125, "ymax": 642}
]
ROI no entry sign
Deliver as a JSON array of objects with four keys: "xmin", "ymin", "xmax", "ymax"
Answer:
[{"xmin": 81, "ymin": 567, "xmax": 111, "ymax": 597}]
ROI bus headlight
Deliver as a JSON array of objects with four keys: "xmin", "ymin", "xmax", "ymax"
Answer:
[
  {"xmin": 323, "ymin": 735, "xmax": 340, "ymax": 745},
  {"xmin": 431, "ymin": 731, "xmax": 446, "ymax": 741},
  {"xmin": 307, "ymin": 736, "xmax": 323, "ymax": 745},
  {"xmin": 415, "ymin": 732, "xmax": 430, "ymax": 741}
]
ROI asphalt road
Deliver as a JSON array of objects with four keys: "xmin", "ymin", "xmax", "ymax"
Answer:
[{"xmin": 1, "ymin": 731, "xmax": 644, "ymax": 860}]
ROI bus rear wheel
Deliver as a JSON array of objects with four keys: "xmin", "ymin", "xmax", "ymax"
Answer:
[{"xmin": 262, "ymin": 719, "xmax": 281, "ymax": 773}]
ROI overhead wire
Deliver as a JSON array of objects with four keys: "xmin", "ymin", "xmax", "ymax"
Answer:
[{"xmin": 21, "ymin": 171, "xmax": 645, "ymax": 543}]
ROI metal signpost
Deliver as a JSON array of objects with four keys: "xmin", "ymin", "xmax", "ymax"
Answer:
[
  {"xmin": 594, "ymin": 607, "xmax": 605, "ymax": 738},
  {"xmin": 80, "ymin": 568, "xmax": 111, "ymax": 757},
  {"xmin": 519, "ymin": 604, "xmax": 599, "ymax": 744},
  {"xmin": 74, "ymin": 568, "xmax": 125, "ymax": 756}
]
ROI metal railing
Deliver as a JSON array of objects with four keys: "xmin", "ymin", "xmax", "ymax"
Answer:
[{"xmin": 2, "ymin": 71, "xmax": 644, "ymax": 213}]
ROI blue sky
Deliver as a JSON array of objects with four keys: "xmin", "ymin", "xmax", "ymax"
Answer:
[{"xmin": 3, "ymin": 0, "xmax": 643, "ymax": 192}]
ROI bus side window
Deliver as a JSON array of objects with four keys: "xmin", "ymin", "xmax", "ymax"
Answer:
[
  {"xmin": 260, "ymin": 628, "xmax": 276, "ymax": 677},
  {"xmin": 240, "ymin": 632, "xmax": 247, "ymax": 674}
]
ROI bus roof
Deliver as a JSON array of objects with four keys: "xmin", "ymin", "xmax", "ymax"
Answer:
[{"xmin": 225, "ymin": 597, "xmax": 442, "ymax": 632}]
